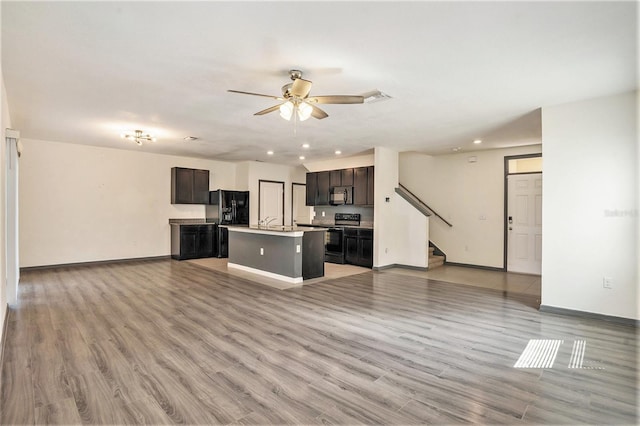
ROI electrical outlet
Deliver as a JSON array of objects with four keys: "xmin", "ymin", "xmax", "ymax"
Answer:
[
  {"xmin": 296, "ymin": 244, "xmax": 301, "ymax": 253},
  {"xmin": 260, "ymin": 247, "xmax": 264, "ymax": 256},
  {"xmin": 322, "ymin": 211, "xmax": 325, "ymax": 217},
  {"xmin": 603, "ymin": 277, "xmax": 613, "ymax": 289}
]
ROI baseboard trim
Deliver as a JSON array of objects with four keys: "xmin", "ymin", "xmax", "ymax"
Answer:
[
  {"xmin": 539, "ymin": 305, "xmax": 639, "ymax": 327},
  {"xmin": 444, "ymin": 262, "xmax": 505, "ymax": 272},
  {"xmin": 20, "ymin": 255, "xmax": 171, "ymax": 272},
  {"xmin": 373, "ymin": 263, "xmax": 428, "ymax": 272}
]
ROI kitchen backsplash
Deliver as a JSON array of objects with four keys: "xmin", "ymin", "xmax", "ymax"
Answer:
[{"xmin": 311, "ymin": 206, "xmax": 373, "ymax": 226}]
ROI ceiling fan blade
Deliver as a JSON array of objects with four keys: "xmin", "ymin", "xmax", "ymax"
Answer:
[
  {"xmin": 254, "ymin": 104, "xmax": 283, "ymax": 116},
  {"xmin": 291, "ymin": 78, "xmax": 313, "ymax": 98},
  {"xmin": 309, "ymin": 95, "xmax": 364, "ymax": 104},
  {"xmin": 228, "ymin": 89, "xmax": 283, "ymax": 100},
  {"xmin": 310, "ymin": 104, "xmax": 329, "ymax": 120}
]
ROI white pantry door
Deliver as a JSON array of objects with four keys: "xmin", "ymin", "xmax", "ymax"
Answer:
[
  {"xmin": 259, "ymin": 180, "xmax": 284, "ymax": 225},
  {"xmin": 292, "ymin": 183, "xmax": 312, "ymax": 225},
  {"xmin": 507, "ymin": 173, "xmax": 542, "ymax": 274}
]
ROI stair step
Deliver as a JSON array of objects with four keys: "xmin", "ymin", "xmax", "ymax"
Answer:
[{"xmin": 428, "ymin": 254, "xmax": 445, "ymax": 269}]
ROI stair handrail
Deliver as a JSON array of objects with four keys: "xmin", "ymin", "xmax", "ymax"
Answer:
[{"xmin": 398, "ymin": 183, "xmax": 453, "ymax": 227}]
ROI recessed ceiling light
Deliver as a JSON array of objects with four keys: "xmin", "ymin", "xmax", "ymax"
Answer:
[
  {"xmin": 267, "ymin": 150, "xmax": 274, "ymax": 155},
  {"xmin": 302, "ymin": 143, "xmax": 310, "ymax": 149},
  {"xmin": 299, "ymin": 156, "xmax": 305, "ymax": 160},
  {"xmin": 473, "ymin": 139, "xmax": 482, "ymax": 144},
  {"xmin": 183, "ymin": 136, "xmax": 198, "ymax": 141},
  {"xmin": 452, "ymin": 147, "xmax": 461, "ymax": 152},
  {"xmin": 335, "ymin": 150, "xmax": 342, "ymax": 155}
]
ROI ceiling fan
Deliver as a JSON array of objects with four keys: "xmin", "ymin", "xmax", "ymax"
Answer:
[{"xmin": 228, "ymin": 69, "xmax": 364, "ymax": 121}]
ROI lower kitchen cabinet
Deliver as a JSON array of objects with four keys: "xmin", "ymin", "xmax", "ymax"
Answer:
[
  {"xmin": 171, "ymin": 224, "xmax": 217, "ymax": 260},
  {"xmin": 344, "ymin": 228, "xmax": 373, "ymax": 268}
]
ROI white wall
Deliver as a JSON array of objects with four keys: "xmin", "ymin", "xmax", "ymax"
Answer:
[
  {"xmin": 399, "ymin": 145, "xmax": 542, "ymax": 268},
  {"xmin": 238, "ymin": 161, "xmax": 306, "ymax": 226},
  {"xmin": 19, "ymin": 139, "xmax": 236, "ymax": 267},
  {"xmin": 373, "ymin": 147, "xmax": 428, "ymax": 269},
  {"xmin": 373, "ymin": 147, "xmax": 398, "ymax": 267},
  {"xmin": 542, "ymin": 91, "xmax": 638, "ymax": 320},
  {"xmin": 0, "ymin": 70, "xmax": 11, "ymax": 346}
]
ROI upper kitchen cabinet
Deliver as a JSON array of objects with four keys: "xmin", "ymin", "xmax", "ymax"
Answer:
[
  {"xmin": 366, "ymin": 166, "xmax": 375, "ymax": 205},
  {"xmin": 305, "ymin": 172, "xmax": 317, "ymax": 206},
  {"xmin": 171, "ymin": 167, "xmax": 210, "ymax": 204},
  {"xmin": 306, "ymin": 171, "xmax": 330, "ymax": 205},
  {"xmin": 330, "ymin": 170, "xmax": 342, "ymax": 187},
  {"xmin": 316, "ymin": 171, "xmax": 331, "ymax": 205},
  {"xmin": 341, "ymin": 168, "xmax": 354, "ymax": 186},
  {"xmin": 353, "ymin": 166, "xmax": 375, "ymax": 206},
  {"xmin": 306, "ymin": 166, "xmax": 374, "ymax": 206}
]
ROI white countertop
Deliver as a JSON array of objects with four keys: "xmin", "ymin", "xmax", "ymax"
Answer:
[{"xmin": 224, "ymin": 225, "xmax": 327, "ymax": 237}]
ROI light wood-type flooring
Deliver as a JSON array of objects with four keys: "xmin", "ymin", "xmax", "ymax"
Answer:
[{"xmin": 1, "ymin": 259, "xmax": 637, "ymax": 425}]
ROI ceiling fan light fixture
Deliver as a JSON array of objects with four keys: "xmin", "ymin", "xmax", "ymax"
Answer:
[
  {"xmin": 279, "ymin": 101, "xmax": 294, "ymax": 121},
  {"xmin": 297, "ymin": 102, "xmax": 313, "ymax": 121}
]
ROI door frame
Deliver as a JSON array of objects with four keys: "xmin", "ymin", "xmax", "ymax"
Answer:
[
  {"xmin": 291, "ymin": 182, "xmax": 306, "ymax": 226},
  {"xmin": 503, "ymin": 153, "xmax": 542, "ymax": 271},
  {"xmin": 258, "ymin": 179, "xmax": 285, "ymax": 225}
]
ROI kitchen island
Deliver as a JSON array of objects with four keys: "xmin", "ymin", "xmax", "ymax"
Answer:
[{"xmin": 225, "ymin": 225, "xmax": 327, "ymax": 283}]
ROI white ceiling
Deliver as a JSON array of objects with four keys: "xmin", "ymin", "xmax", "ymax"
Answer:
[{"xmin": 1, "ymin": 1, "xmax": 636, "ymax": 165}]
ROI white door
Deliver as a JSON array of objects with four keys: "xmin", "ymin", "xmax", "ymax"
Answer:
[
  {"xmin": 292, "ymin": 183, "xmax": 312, "ymax": 225},
  {"xmin": 507, "ymin": 173, "xmax": 542, "ymax": 274},
  {"xmin": 259, "ymin": 181, "xmax": 284, "ymax": 225}
]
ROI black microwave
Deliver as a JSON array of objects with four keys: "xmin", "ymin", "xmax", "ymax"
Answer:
[{"xmin": 330, "ymin": 186, "xmax": 353, "ymax": 205}]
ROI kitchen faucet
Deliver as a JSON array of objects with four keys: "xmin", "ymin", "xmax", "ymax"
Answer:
[
  {"xmin": 265, "ymin": 217, "xmax": 278, "ymax": 226},
  {"xmin": 259, "ymin": 216, "xmax": 278, "ymax": 227}
]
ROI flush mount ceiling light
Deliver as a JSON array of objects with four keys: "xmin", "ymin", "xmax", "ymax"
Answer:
[
  {"xmin": 183, "ymin": 136, "xmax": 198, "ymax": 141},
  {"xmin": 473, "ymin": 139, "xmax": 482, "ymax": 144},
  {"xmin": 120, "ymin": 130, "xmax": 155, "ymax": 146}
]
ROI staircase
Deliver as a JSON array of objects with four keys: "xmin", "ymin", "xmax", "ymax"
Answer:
[
  {"xmin": 395, "ymin": 183, "xmax": 450, "ymax": 270},
  {"xmin": 428, "ymin": 246, "xmax": 445, "ymax": 269}
]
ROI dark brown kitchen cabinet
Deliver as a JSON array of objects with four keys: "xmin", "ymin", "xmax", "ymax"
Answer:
[
  {"xmin": 366, "ymin": 166, "xmax": 375, "ymax": 205},
  {"xmin": 171, "ymin": 167, "xmax": 210, "ymax": 204},
  {"xmin": 305, "ymin": 172, "xmax": 317, "ymax": 206},
  {"xmin": 344, "ymin": 228, "xmax": 373, "ymax": 268},
  {"xmin": 353, "ymin": 167, "xmax": 369, "ymax": 205},
  {"xmin": 305, "ymin": 166, "xmax": 373, "ymax": 206},
  {"xmin": 353, "ymin": 166, "xmax": 374, "ymax": 206},
  {"xmin": 316, "ymin": 171, "xmax": 331, "ymax": 205},
  {"xmin": 330, "ymin": 170, "xmax": 342, "ymax": 187},
  {"xmin": 171, "ymin": 224, "xmax": 217, "ymax": 260},
  {"xmin": 341, "ymin": 168, "xmax": 354, "ymax": 186}
]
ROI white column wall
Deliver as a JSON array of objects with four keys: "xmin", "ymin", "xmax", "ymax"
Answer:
[
  {"xmin": 542, "ymin": 91, "xmax": 638, "ymax": 320},
  {"xmin": 0, "ymin": 70, "xmax": 11, "ymax": 344},
  {"xmin": 373, "ymin": 147, "xmax": 399, "ymax": 267}
]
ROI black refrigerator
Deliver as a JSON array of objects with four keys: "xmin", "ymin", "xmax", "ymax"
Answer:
[{"xmin": 205, "ymin": 190, "xmax": 250, "ymax": 257}]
